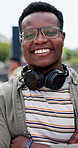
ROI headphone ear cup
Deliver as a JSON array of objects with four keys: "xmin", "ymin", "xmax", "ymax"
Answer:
[
  {"xmin": 45, "ymin": 70, "xmax": 67, "ymax": 90},
  {"xmin": 23, "ymin": 70, "xmax": 44, "ymax": 90}
]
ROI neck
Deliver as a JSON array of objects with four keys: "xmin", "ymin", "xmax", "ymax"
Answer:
[{"xmin": 28, "ymin": 62, "xmax": 63, "ymax": 74}]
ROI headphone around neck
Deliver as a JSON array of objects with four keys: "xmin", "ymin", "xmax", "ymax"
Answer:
[{"xmin": 21, "ymin": 64, "xmax": 69, "ymax": 90}]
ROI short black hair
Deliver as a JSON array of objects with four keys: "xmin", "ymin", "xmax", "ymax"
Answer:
[{"xmin": 18, "ymin": 1, "xmax": 64, "ymax": 33}]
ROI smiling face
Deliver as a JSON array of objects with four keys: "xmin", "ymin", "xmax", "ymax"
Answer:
[{"xmin": 21, "ymin": 12, "xmax": 65, "ymax": 73}]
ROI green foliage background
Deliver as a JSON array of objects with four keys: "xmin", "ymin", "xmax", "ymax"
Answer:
[
  {"xmin": 62, "ymin": 47, "xmax": 78, "ymax": 65},
  {"xmin": 0, "ymin": 42, "xmax": 10, "ymax": 62}
]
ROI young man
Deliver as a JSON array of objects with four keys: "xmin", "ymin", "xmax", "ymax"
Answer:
[{"xmin": 0, "ymin": 2, "xmax": 78, "ymax": 148}]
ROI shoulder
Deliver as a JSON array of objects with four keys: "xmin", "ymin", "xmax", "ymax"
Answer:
[
  {"xmin": 0, "ymin": 76, "xmax": 22, "ymax": 104},
  {"xmin": 68, "ymin": 67, "xmax": 78, "ymax": 84},
  {"xmin": 0, "ymin": 77, "xmax": 17, "ymax": 92}
]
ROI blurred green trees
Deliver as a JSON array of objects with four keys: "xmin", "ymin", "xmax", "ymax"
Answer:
[
  {"xmin": 62, "ymin": 47, "xmax": 78, "ymax": 65},
  {"xmin": 0, "ymin": 42, "xmax": 10, "ymax": 62}
]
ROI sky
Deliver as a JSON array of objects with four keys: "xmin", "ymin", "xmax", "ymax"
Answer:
[{"xmin": 0, "ymin": 0, "xmax": 78, "ymax": 49}]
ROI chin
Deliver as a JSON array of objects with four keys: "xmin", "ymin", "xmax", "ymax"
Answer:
[
  {"xmin": 36, "ymin": 61, "xmax": 51, "ymax": 67},
  {"xmin": 33, "ymin": 63, "xmax": 52, "ymax": 70}
]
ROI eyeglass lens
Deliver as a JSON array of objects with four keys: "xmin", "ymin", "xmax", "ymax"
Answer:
[{"xmin": 22, "ymin": 26, "xmax": 60, "ymax": 41}]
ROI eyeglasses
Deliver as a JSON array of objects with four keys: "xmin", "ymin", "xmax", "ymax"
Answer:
[{"xmin": 21, "ymin": 25, "xmax": 62, "ymax": 42}]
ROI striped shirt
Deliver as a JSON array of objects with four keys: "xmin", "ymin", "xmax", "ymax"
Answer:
[{"xmin": 22, "ymin": 75, "xmax": 75, "ymax": 145}]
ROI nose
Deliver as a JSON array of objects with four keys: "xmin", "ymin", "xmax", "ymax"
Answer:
[{"xmin": 34, "ymin": 31, "xmax": 48, "ymax": 44}]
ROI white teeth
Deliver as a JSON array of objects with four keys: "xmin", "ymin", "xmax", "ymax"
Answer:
[{"xmin": 34, "ymin": 49, "xmax": 50, "ymax": 54}]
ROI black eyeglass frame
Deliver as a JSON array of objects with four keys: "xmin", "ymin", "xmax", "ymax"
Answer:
[{"xmin": 21, "ymin": 25, "xmax": 62, "ymax": 42}]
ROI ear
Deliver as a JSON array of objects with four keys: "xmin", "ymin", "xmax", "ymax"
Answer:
[{"xmin": 62, "ymin": 32, "xmax": 65, "ymax": 46}]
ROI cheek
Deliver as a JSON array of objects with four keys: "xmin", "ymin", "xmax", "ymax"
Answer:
[
  {"xmin": 56, "ymin": 42, "xmax": 63, "ymax": 50},
  {"xmin": 21, "ymin": 44, "xmax": 27, "ymax": 61},
  {"xmin": 22, "ymin": 41, "xmax": 32, "ymax": 53},
  {"xmin": 21, "ymin": 42, "xmax": 31, "ymax": 63},
  {"xmin": 22, "ymin": 42, "xmax": 28, "ymax": 55},
  {"xmin": 22, "ymin": 42, "xmax": 26, "ymax": 50},
  {"xmin": 54, "ymin": 38, "xmax": 63, "ymax": 51},
  {"xmin": 52, "ymin": 39, "xmax": 63, "ymax": 59}
]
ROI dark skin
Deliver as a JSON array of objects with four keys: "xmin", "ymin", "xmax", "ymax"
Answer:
[
  {"xmin": 68, "ymin": 129, "xmax": 78, "ymax": 144},
  {"xmin": 21, "ymin": 12, "xmax": 65, "ymax": 73},
  {"xmin": 10, "ymin": 129, "xmax": 78, "ymax": 148},
  {"xmin": 10, "ymin": 136, "xmax": 50, "ymax": 148},
  {"xmin": 11, "ymin": 12, "xmax": 78, "ymax": 147}
]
